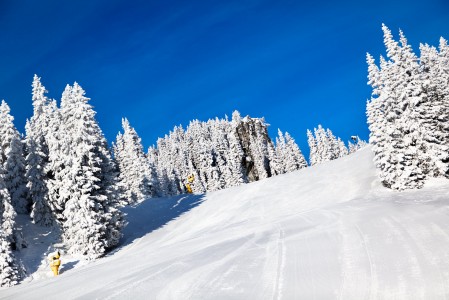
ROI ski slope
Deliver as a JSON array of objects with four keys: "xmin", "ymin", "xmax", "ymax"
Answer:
[{"xmin": 2, "ymin": 146, "xmax": 449, "ymax": 299}]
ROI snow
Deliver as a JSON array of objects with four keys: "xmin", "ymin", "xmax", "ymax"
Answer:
[{"xmin": 2, "ymin": 146, "xmax": 449, "ymax": 299}]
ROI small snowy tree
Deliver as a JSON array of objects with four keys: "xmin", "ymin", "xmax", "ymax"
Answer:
[
  {"xmin": 114, "ymin": 118, "xmax": 157, "ymax": 205},
  {"xmin": 283, "ymin": 132, "xmax": 307, "ymax": 172},
  {"xmin": 308, "ymin": 125, "xmax": 347, "ymax": 165},
  {"xmin": 307, "ymin": 129, "xmax": 317, "ymax": 166}
]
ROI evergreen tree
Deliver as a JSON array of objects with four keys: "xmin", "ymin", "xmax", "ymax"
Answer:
[
  {"xmin": 274, "ymin": 129, "xmax": 287, "ymax": 174},
  {"xmin": 415, "ymin": 41, "xmax": 449, "ymax": 177},
  {"xmin": 307, "ymin": 125, "xmax": 347, "ymax": 165},
  {"xmin": 45, "ymin": 96, "xmax": 67, "ymax": 223},
  {"xmin": 367, "ymin": 25, "xmax": 427, "ymax": 189},
  {"xmin": 0, "ymin": 165, "xmax": 21, "ymax": 287},
  {"xmin": 26, "ymin": 75, "xmax": 53, "ymax": 225},
  {"xmin": 336, "ymin": 137, "xmax": 349, "ymax": 158},
  {"xmin": 307, "ymin": 129, "xmax": 317, "ymax": 166},
  {"xmin": 0, "ymin": 100, "xmax": 28, "ymax": 213},
  {"xmin": 283, "ymin": 132, "xmax": 307, "ymax": 172},
  {"xmin": 114, "ymin": 118, "xmax": 156, "ymax": 204},
  {"xmin": 58, "ymin": 83, "xmax": 124, "ymax": 258},
  {"xmin": 210, "ymin": 120, "xmax": 233, "ymax": 190}
]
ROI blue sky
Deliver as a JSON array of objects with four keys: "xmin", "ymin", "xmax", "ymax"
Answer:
[{"xmin": 1, "ymin": 0, "xmax": 449, "ymax": 156}]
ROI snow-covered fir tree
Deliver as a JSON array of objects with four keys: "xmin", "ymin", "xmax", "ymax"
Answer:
[
  {"xmin": 307, "ymin": 129, "xmax": 318, "ymax": 166},
  {"xmin": 26, "ymin": 75, "xmax": 54, "ymax": 226},
  {"xmin": 55, "ymin": 82, "xmax": 124, "ymax": 259},
  {"xmin": 415, "ymin": 41, "xmax": 449, "ymax": 178},
  {"xmin": 114, "ymin": 118, "xmax": 158, "ymax": 204},
  {"xmin": 0, "ymin": 164, "xmax": 21, "ymax": 287},
  {"xmin": 45, "ymin": 96, "xmax": 68, "ymax": 223},
  {"xmin": 336, "ymin": 137, "xmax": 349, "ymax": 158},
  {"xmin": 307, "ymin": 125, "xmax": 348, "ymax": 165},
  {"xmin": 366, "ymin": 25, "xmax": 449, "ymax": 190},
  {"xmin": 275, "ymin": 130, "xmax": 307, "ymax": 173},
  {"xmin": 0, "ymin": 100, "xmax": 28, "ymax": 214},
  {"xmin": 283, "ymin": 132, "xmax": 308, "ymax": 172}
]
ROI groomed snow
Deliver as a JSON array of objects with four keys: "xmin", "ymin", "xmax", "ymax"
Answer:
[{"xmin": 2, "ymin": 146, "xmax": 449, "ymax": 299}]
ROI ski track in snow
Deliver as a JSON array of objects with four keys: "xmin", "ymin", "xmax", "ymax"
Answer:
[{"xmin": 3, "ymin": 147, "xmax": 449, "ymax": 299}]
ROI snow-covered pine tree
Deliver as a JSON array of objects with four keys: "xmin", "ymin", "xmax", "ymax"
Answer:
[
  {"xmin": 5, "ymin": 136, "xmax": 28, "ymax": 215},
  {"xmin": 26, "ymin": 75, "xmax": 54, "ymax": 226},
  {"xmin": 187, "ymin": 120, "xmax": 211, "ymax": 192},
  {"xmin": 0, "ymin": 170, "xmax": 16, "ymax": 247},
  {"xmin": 274, "ymin": 129, "xmax": 287, "ymax": 175},
  {"xmin": 308, "ymin": 125, "xmax": 347, "ymax": 165},
  {"xmin": 0, "ymin": 233, "xmax": 21, "ymax": 287},
  {"xmin": 148, "ymin": 145, "xmax": 171, "ymax": 197},
  {"xmin": 366, "ymin": 53, "xmax": 393, "ymax": 186},
  {"xmin": 114, "ymin": 118, "xmax": 157, "ymax": 204},
  {"xmin": 155, "ymin": 137, "xmax": 179, "ymax": 196},
  {"xmin": 0, "ymin": 164, "xmax": 21, "ymax": 287},
  {"xmin": 313, "ymin": 125, "xmax": 328, "ymax": 164},
  {"xmin": 283, "ymin": 132, "xmax": 308, "ymax": 172},
  {"xmin": 307, "ymin": 129, "xmax": 318, "ymax": 166},
  {"xmin": 0, "ymin": 100, "xmax": 28, "ymax": 214},
  {"xmin": 251, "ymin": 118, "xmax": 272, "ymax": 179},
  {"xmin": 414, "ymin": 41, "xmax": 449, "ymax": 178},
  {"xmin": 267, "ymin": 139, "xmax": 281, "ymax": 176},
  {"xmin": 367, "ymin": 25, "xmax": 425, "ymax": 190},
  {"xmin": 325, "ymin": 128, "xmax": 340, "ymax": 160},
  {"xmin": 231, "ymin": 110, "xmax": 242, "ymax": 123},
  {"xmin": 147, "ymin": 146, "xmax": 158, "ymax": 170},
  {"xmin": 209, "ymin": 119, "xmax": 232, "ymax": 190},
  {"xmin": 170, "ymin": 125, "xmax": 190, "ymax": 192},
  {"xmin": 336, "ymin": 137, "xmax": 349, "ymax": 158},
  {"xmin": 45, "ymin": 96, "xmax": 69, "ymax": 224},
  {"xmin": 59, "ymin": 82, "xmax": 124, "ymax": 259}
]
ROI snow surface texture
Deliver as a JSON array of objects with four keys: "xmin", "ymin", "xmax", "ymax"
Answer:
[{"xmin": 2, "ymin": 146, "xmax": 449, "ymax": 299}]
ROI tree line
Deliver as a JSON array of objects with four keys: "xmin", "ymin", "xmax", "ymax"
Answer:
[{"xmin": 0, "ymin": 76, "xmax": 364, "ymax": 286}]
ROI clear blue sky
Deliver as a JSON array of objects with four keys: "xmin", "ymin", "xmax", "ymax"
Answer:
[{"xmin": 1, "ymin": 0, "xmax": 449, "ymax": 156}]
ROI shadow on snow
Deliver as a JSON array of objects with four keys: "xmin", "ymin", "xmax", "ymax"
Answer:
[
  {"xmin": 116, "ymin": 194, "xmax": 205, "ymax": 249},
  {"xmin": 58, "ymin": 260, "xmax": 78, "ymax": 274}
]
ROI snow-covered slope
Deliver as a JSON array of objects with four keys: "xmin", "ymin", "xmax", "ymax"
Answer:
[{"xmin": 2, "ymin": 146, "xmax": 449, "ymax": 299}]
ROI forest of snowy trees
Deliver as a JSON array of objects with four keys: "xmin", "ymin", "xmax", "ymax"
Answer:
[
  {"xmin": 0, "ymin": 77, "xmax": 126, "ymax": 286},
  {"xmin": 1, "ymin": 21, "xmax": 448, "ymax": 290},
  {"xmin": 0, "ymin": 74, "xmax": 360, "ymax": 286},
  {"xmin": 143, "ymin": 111, "xmax": 309, "ymax": 197},
  {"xmin": 367, "ymin": 25, "xmax": 449, "ymax": 190},
  {"xmin": 0, "ymin": 75, "xmax": 356, "ymax": 286}
]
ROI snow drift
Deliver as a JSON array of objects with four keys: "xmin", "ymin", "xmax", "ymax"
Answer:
[{"xmin": 2, "ymin": 146, "xmax": 449, "ymax": 299}]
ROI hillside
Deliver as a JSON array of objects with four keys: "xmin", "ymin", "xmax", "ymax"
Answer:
[{"xmin": 1, "ymin": 146, "xmax": 449, "ymax": 299}]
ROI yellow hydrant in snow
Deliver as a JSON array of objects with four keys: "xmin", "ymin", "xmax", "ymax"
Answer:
[
  {"xmin": 49, "ymin": 251, "xmax": 61, "ymax": 276},
  {"xmin": 185, "ymin": 174, "xmax": 195, "ymax": 193}
]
